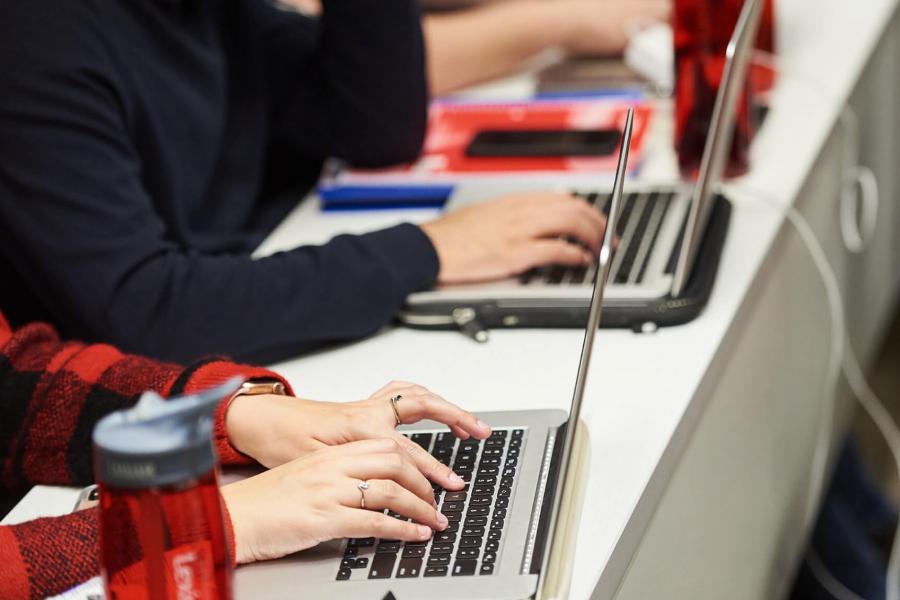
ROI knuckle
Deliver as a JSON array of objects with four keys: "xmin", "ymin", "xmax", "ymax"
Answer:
[
  {"xmin": 384, "ymin": 451, "xmax": 405, "ymax": 471},
  {"xmin": 375, "ymin": 438, "xmax": 399, "ymax": 453},
  {"xmin": 367, "ymin": 513, "xmax": 386, "ymax": 534}
]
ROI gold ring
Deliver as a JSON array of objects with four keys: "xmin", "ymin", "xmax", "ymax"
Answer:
[
  {"xmin": 357, "ymin": 480, "xmax": 369, "ymax": 509},
  {"xmin": 390, "ymin": 395, "xmax": 403, "ymax": 426}
]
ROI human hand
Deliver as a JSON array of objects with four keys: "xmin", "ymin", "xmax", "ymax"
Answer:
[
  {"xmin": 419, "ymin": 192, "xmax": 607, "ymax": 284},
  {"xmin": 226, "ymin": 381, "xmax": 491, "ymax": 488},
  {"xmin": 221, "ymin": 439, "xmax": 447, "ymax": 564},
  {"xmin": 555, "ymin": 0, "xmax": 672, "ymax": 57}
]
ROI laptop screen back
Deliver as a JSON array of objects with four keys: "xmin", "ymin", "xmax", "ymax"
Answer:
[
  {"xmin": 536, "ymin": 108, "xmax": 635, "ymax": 592},
  {"xmin": 670, "ymin": 0, "xmax": 765, "ymax": 297}
]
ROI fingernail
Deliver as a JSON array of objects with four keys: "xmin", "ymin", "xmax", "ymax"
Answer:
[
  {"xmin": 450, "ymin": 473, "xmax": 464, "ymax": 485},
  {"xmin": 418, "ymin": 525, "xmax": 432, "ymax": 539},
  {"xmin": 437, "ymin": 513, "xmax": 449, "ymax": 528},
  {"xmin": 476, "ymin": 419, "xmax": 490, "ymax": 431}
]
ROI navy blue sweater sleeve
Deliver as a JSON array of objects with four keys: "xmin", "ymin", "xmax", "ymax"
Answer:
[
  {"xmin": 257, "ymin": 0, "xmax": 429, "ymax": 166},
  {"xmin": 0, "ymin": 1, "xmax": 438, "ymax": 363}
]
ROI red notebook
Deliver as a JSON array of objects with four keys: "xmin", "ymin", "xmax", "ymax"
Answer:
[{"xmin": 318, "ymin": 99, "xmax": 654, "ymax": 207}]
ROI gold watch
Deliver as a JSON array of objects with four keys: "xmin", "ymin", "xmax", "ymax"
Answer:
[{"xmin": 226, "ymin": 379, "xmax": 287, "ymax": 410}]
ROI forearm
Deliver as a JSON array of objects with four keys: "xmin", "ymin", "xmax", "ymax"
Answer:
[
  {"xmin": 0, "ymin": 316, "xmax": 289, "ymax": 489},
  {"xmin": 273, "ymin": 0, "xmax": 429, "ymax": 165},
  {"xmin": 424, "ymin": 0, "xmax": 574, "ymax": 94},
  {"xmin": 0, "ymin": 510, "xmax": 99, "ymax": 599},
  {"xmin": 97, "ymin": 224, "xmax": 437, "ymax": 364}
]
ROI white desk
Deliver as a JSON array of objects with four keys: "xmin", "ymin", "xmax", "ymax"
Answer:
[{"xmin": 8, "ymin": 0, "xmax": 900, "ymax": 598}]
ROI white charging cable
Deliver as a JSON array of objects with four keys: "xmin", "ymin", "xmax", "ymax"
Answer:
[{"xmin": 736, "ymin": 181, "xmax": 900, "ymax": 600}]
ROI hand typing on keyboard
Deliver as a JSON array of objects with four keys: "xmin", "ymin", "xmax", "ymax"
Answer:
[
  {"xmin": 336, "ymin": 428, "xmax": 526, "ymax": 580},
  {"xmin": 420, "ymin": 192, "xmax": 606, "ymax": 284},
  {"xmin": 226, "ymin": 380, "xmax": 491, "ymax": 490},
  {"xmin": 221, "ymin": 439, "xmax": 449, "ymax": 564}
]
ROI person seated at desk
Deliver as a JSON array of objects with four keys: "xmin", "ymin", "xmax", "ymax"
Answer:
[
  {"xmin": 285, "ymin": 0, "xmax": 671, "ymax": 94},
  {"xmin": 0, "ymin": 0, "xmax": 605, "ymax": 365},
  {"xmin": 0, "ymin": 309, "xmax": 487, "ymax": 598}
]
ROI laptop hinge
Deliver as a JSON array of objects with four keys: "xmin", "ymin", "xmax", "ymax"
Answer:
[{"xmin": 521, "ymin": 422, "xmax": 567, "ymax": 575}]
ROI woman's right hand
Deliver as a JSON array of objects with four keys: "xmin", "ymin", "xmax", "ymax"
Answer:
[{"xmin": 220, "ymin": 439, "xmax": 449, "ymax": 564}]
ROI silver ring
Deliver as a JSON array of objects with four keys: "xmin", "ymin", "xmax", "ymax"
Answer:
[
  {"xmin": 357, "ymin": 480, "xmax": 370, "ymax": 509},
  {"xmin": 389, "ymin": 395, "xmax": 403, "ymax": 426}
]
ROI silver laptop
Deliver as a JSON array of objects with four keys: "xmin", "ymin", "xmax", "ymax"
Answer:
[
  {"xmin": 233, "ymin": 110, "xmax": 633, "ymax": 600},
  {"xmin": 399, "ymin": 0, "xmax": 764, "ymax": 339}
]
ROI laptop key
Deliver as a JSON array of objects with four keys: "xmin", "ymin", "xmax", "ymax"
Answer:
[
  {"xmin": 467, "ymin": 506, "xmax": 490, "ymax": 517},
  {"xmin": 459, "ymin": 537, "xmax": 482, "ymax": 548},
  {"xmin": 502, "ymin": 467, "xmax": 516, "ymax": 478},
  {"xmin": 480, "ymin": 563, "xmax": 495, "ymax": 576},
  {"xmin": 411, "ymin": 433, "xmax": 433, "ymax": 450},
  {"xmin": 444, "ymin": 492, "xmax": 467, "ymax": 502},
  {"xmin": 457, "ymin": 548, "xmax": 480, "ymax": 559},
  {"xmin": 343, "ymin": 547, "xmax": 358, "ymax": 558},
  {"xmin": 434, "ymin": 532, "xmax": 456, "ymax": 544},
  {"xmin": 428, "ymin": 554, "xmax": 451, "ymax": 566},
  {"xmin": 478, "ymin": 466, "xmax": 499, "ymax": 476},
  {"xmin": 491, "ymin": 518, "xmax": 504, "ymax": 530},
  {"xmin": 336, "ymin": 567, "xmax": 352, "ymax": 581},
  {"xmin": 369, "ymin": 554, "xmax": 396, "ymax": 579},
  {"xmin": 493, "ymin": 508, "xmax": 507, "ymax": 520},
  {"xmin": 475, "ymin": 475, "xmax": 497, "ymax": 486},
  {"xmin": 341, "ymin": 558, "xmax": 355, "ymax": 569},
  {"xmin": 473, "ymin": 485, "xmax": 494, "ymax": 496},
  {"xmin": 489, "ymin": 430, "xmax": 508, "ymax": 440},
  {"xmin": 495, "ymin": 497, "xmax": 509, "ymax": 509},
  {"xmin": 443, "ymin": 511, "xmax": 462, "ymax": 522},
  {"xmin": 470, "ymin": 496, "xmax": 491, "ymax": 506},
  {"xmin": 354, "ymin": 557, "xmax": 369, "ymax": 569},
  {"xmin": 348, "ymin": 537, "xmax": 375, "ymax": 547},
  {"xmin": 462, "ymin": 525, "xmax": 485, "ymax": 537},
  {"xmin": 488, "ymin": 530, "xmax": 503, "ymax": 541},
  {"xmin": 445, "ymin": 521, "xmax": 460, "ymax": 533},
  {"xmin": 434, "ymin": 432, "xmax": 456, "ymax": 448},
  {"xmin": 512, "ymin": 429, "xmax": 524, "ymax": 439},
  {"xmin": 453, "ymin": 560, "xmax": 478, "ymax": 576},
  {"xmin": 485, "ymin": 540, "xmax": 499, "ymax": 553},
  {"xmin": 465, "ymin": 516, "xmax": 487, "ymax": 527},
  {"xmin": 482, "ymin": 447, "xmax": 503, "ymax": 457},
  {"xmin": 425, "ymin": 566, "xmax": 449, "ymax": 577},
  {"xmin": 431, "ymin": 543, "xmax": 454, "ymax": 555},
  {"xmin": 376, "ymin": 542, "xmax": 401, "ymax": 554},
  {"xmin": 442, "ymin": 502, "xmax": 464, "ymax": 513},
  {"xmin": 482, "ymin": 552, "xmax": 497, "ymax": 564},
  {"xmin": 403, "ymin": 546, "xmax": 426, "ymax": 558},
  {"xmin": 498, "ymin": 487, "xmax": 511, "ymax": 498},
  {"xmin": 397, "ymin": 557, "xmax": 423, "ymax": 578}
]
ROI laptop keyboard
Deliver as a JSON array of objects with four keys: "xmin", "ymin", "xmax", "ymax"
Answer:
[
  {"xmin": 519, "ymin": 190, "xmax": 675, "ymax": 286},
  {"xmin": 335, "ymin": 428, "xmax": 525, "ymax": 581}
]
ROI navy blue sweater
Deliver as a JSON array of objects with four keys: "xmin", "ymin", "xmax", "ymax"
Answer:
[{"xmin": 0, "ymin": 0, "xmax": 437, "ymax": 363}]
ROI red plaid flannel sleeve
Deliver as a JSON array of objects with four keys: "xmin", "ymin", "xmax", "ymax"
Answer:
[{"xmin": 0, "ymin": 310, "xmax": 291, "ymax": 598}]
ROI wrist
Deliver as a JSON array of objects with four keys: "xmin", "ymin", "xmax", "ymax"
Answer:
[{"xmin": 221, "ymin": 482, "xmax": 254, "ymax": 564}]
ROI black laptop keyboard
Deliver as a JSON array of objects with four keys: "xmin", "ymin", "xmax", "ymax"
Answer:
[
  {"xmin": 519, "ymin": 190, "xmax": 676, "ymax": 286},
  {"xmin": 335, "ymin": 428, "xmax": 525, "ymax": 581}
]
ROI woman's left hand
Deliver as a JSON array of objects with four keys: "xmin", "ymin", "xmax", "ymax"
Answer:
[{"xmin": 225, "ymin": 381, "xmax": 492, "ymax": 489}]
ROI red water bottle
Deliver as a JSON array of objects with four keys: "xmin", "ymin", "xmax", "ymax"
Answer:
[
  {"xmin": 673, "ymin": 0, "xmax": 775, "ymax": 178},
  {"xmin": 94, "ymin": 380, "xmax": 240, "ymax": 600}
]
